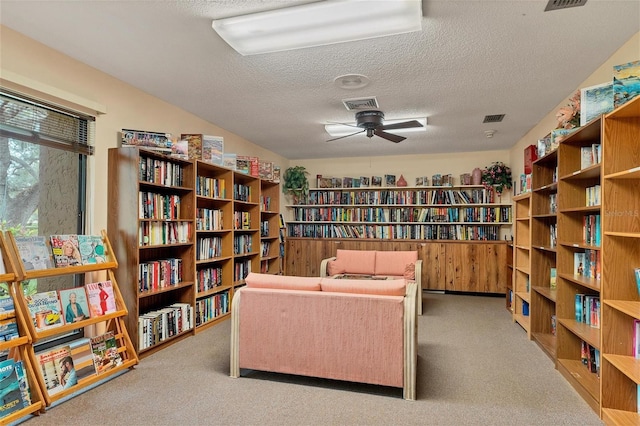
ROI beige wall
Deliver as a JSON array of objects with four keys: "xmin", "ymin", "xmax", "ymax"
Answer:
[
  {"xmin": 508, "ymin": 32, "xmax": 640, "ymax": 183},
  {"xmin": 0, "ymin": 26, "xmax": 288, "ymax": 234}
]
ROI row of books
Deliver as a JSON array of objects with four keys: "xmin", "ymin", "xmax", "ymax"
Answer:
[
  {"xmin": 0, "ymin": 358, "xmax": 31, "ymax": 418},
  {"xmin": 138, "ymin": 221, "xmax": 192, "ymax": 246},
  {"xmin": 580, "ymin": 144, "xmax": 602, "ymax": 169},
  {"xmin": 260, "ymin": 220, "xmax": 270, "ymax": 237},
  {"xmin": 574, "ymin": 250, "xmax": 601, "ymax": 280},
  {"xmin": 195, "ymin": 291, "xmax": 229, "ymax": 327},
  {"xmin": 233, "ymin": 183, "xmax": 252, "ymax": 202},
  {"xmin": 195, "ymin": 208, "xmax": 224, "ymax": 231},
  {"xmin": 138, "ymin": 303, "xmax": 193, "ymax": 351},
  {"xmin": 233, "ymin": 211, "xmax": 251, "ymax": 230},
  {"xmin": 234, "ymin": 260, "xmax": 251, "ymax": 282},
  {"xmin": 233, "ymin": 235, "xmax": 253, "ymax": 255},
  {"xmin": 25, "ymin": 281, "xmax": 117, "ymax": 332},
  {"xmin": 317, "ymin": 174, "xmax": 466, "ymax": 189},
  {"xmin": 549, "ymin": 193, "xmax": 557, "ymax": 214},
  {"xmin": 550, "ymin": 224, "xmax": 557, "ymax": 248},
  {"xmin": 196, "ymin": 237, "xmax": 222, "ymax": 261},
  {"xmin": 197, "ymin": 266, "xmax": 223, "ymax": 293},
  {"xmin": 35, "ymin": 332, "xmax": 123, "ymax": 397},
  {"xmin": 585, "ymin": 184, "xmax": 601, "ymax": 207},
  {"xmin": 13, "ymin": 234, "xmax": 106, "ymax": 271},
  {"xmin": 195, "ymin": 176, "xmax": 226, "ymax": 198},
  {"xmin": 260, "ymin": 195, "xmax": 272, "ymax": 212},
  {"xmin": 137, "ymin": 155, "xmax": 184, "ymax": 187},
  {"xmin": 138, "ymin": 258, "xmax": 183, "ymax": 293},
  {"xmin": 305, "ymin": 188, "xmax": 497, "ymax": 206},
  {"xmin": 260, "ymin": 241, "xmax": 271, "ymax": 258},
  {"xmin": 581, "ymin": 341, "xmax": 600, "ymax": 377},
  {"xmin": 583, "ymin": 214, "xmax": 601, "ymax": 246},
  {"xmin": 138, "ymin": 192, "xmax": 181, "ymax": 220},
  {"xmin": 575, "ymin": 294, "xmax": 600, "ymax": 329},
  {"xmin": 287, "ymin": 223, "xmax": 502, "ymax": 241}
]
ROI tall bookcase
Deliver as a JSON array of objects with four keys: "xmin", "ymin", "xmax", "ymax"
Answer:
[
  {"xmin": 107, "ymin": 147, "xmax": 280, "ymax": 357},
  {"xmin": 108, "ymin": 148, "xmax": 196, "ymax": 357},
  {"xmin": 0, "ymin": 232, "xmax": 45, "ymax": 423},
  {"xmin": 530, "ymin": 149, "xmax": 559, "ymax": 360},
  {"xmin": 555, "ymin": 118, "xmax": 602, "ymax": 413},
  {"xmin": 512, "ymin": 192, "xmax": 532, "ymax": 336},
  {"xmin": 287, "ymin": 185, "xmax": 511, "ymax": 241},
  {"xmin": 599, "ymin": 96, "xmax": 640, "ymax": 423},
  {"xmin": 4, "ymin": 230, "xmax": 138, "ymax": 408},
  {"xmin": 260, "ymin": 180, "xmax": 282, "ymax": 275}
]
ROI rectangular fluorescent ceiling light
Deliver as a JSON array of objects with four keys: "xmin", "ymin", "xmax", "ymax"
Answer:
[
  {"xmin": 212, "ymin": 0, "xmax": 423, "ymax": 56},
  {"xmin": 325, "ymin": 117, "xmax": 427, "ymax": 137}
]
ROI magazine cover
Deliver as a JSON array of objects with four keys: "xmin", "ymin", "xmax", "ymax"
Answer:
[
  {"xmin": 0, "ymin": 358, "xmax": 26, "ymax": 416},
  {"xmin": 13, "ymin": 235, "xmax": 54, "ymax": 271},
  {"xmin": 36, "ymin": 345, "xmax": 73, "ymax": 396},
  {"xmin": 77, "ymin": 235, "xmax": 107, "ymax": 265},
  {"xmin": 85, "ymin": 281, "xmax": 117, "ymax": 317},
  {"xmin": 90, "ymin": 331, "xmax": 123, "ymax": 374},
  {"xmin": 25, "ymin": 290, "xmax": 65, "ymax": 331},
  {"xmin": 69, "ymin": 338, "xmax": 97, "ymax": 382},
  {"xmin": 50, "ymin": 234, "xmax": 82, "ymax": 268},
  {"xmin": 58, "ymin": 287, "xmax": 91, "ymax": 324}
]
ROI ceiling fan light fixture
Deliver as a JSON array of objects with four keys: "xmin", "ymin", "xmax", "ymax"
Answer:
[
  {"xmin": 212, "ymin": 1, "xmax": 423, "ymax": 56},
  {"xmin": 325, "ymin": 117, "xmax": 427, "ymax": 137}
]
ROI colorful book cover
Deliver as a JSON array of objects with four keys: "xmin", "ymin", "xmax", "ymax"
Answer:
[
  {"xmin": 580, "ymin": 81, "xmax": 614, "ymax": 126},
  {"xmin": 36, "ymin": 344, "xmax": 73, "ymax": 396},
  {"xmin": 179, "ymin": 134, "xmax": 203, "ymax": 160},
  {"xmin": 85, "ymin": 281, "xmax": 117, "ymax": 317},
  {"xmin": 574, "ymin": 252, "xmax": 586, "ymax": 277},
  {"xmin": 77, "ymin": 235, "xmax": 107, "ymax": 265},
  {"xmin": 58, "ymin": 287, "xmax": 91, "ymax": 324},
  {"xmin": 385, "ymin": 174, "xmax": 396, "ymax": 186},
  {"xmin": 549, "ymin": 267, "xmax": 557, "ymax": 290},
  {"xmin": 236, "ymin": 156, "xmax": 250, "ymax": 175},
  {"xmin": 249, "ymin": 156, "xmax": 260, "ymax": 177},
  {"xmin": 13, "ymin": 235, "xmax": 54, "ymax": 271},
  {"xmin": 170, "ymin": 138, "xmax": 189, "ymax": 160},
  {"xmin": 50, "ymin": 234, "xmax": 82, "ymax": 268},
  {"xmin": 0, "ymin": 296, "xmax": 15, "ymax": 321},
  {"xmin": 613, "ymin": 60, "xmax": 640, "ymax": 108},
  {"xmin": 272, "ymin": 166, "xmax": 281, "ymax": 183},
  {"xmin": 69, "ymin": 338, "xmax": 97, "ymax": 382},
  {"xmin": 90, "ymin": 331, "xmax": 123, "ymax": 374},
  {"xmin": 223, "ymin": 153, "xmax": 237, "ymax": 170},
  {"xmin": 202, "ymin": 135, "xmax": 224, "ymax": 166},
  {"xmin": 0, "ymin": 359, "xmax": 25, "ymax": 416},
  {"xmin": 13, "ymin": 360, "xmax": 31, "ymax": 406},
  {"xmin": 371, "ymin": 176, "xmax": 382, "ymax": 187},
  {"xmin": 258, "ymin": 160, "xmax": 274, "ymax": 181},
  {"xmin": 25, "ymin": 290, "xmax": 65, "ymax": 331},
  {"xmin": 121, "ymin": 129, "xmax": 173, "ymax": 153}
]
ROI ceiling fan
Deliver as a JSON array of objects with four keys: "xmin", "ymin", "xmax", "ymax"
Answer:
[{"xmin": 327, "ymin": 110, "xmax": 424, "ymax": 143}]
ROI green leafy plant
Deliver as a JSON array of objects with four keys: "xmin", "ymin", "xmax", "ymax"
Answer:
[
  {"xmin": 481, "ymin": 162, "xmax": 512, "ymax": 195},
  {"xmin": 283, "ymin": 166, "xmax": 309, "ymax": 203}
]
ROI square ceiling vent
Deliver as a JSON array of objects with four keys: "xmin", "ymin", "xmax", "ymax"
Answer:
[
  {"xmin": 544, "ymin": 0, "xmax": 588, "ymax": 12},
  {"xmin": 342, "ymin": 97, "xmax": 379, "ymax": 111}
]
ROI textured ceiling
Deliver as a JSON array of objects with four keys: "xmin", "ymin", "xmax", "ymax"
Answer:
[{"xmin": 1, "ymin": 1, "xmax": 639, "ymax": 159}]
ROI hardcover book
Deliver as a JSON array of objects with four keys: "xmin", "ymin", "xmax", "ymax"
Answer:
[
  {"xmin": 0, "ymin": 358, "xmax": 26, "ymax": 416},
  {"xmin": 50, "ymin": 234, "xmax": 83, "ymax": 268},
  {"xmin": 36, "ymin": 344, "xmax": 74, "ymax": 396},
  {"xmin": 25, "ymin": 290, "xmax": 65, "ymax": 331},
  {"xmin": 77, "ymin": 235, "xmax": 107, "ymax": 265},
  {"xmin": 58, "ymin": 287, "xmax": 91, "ymax": 324},
  {"xmin": 85, "ymin": 281, "xmax": 117, "ymax": 317},
  {"xmin": 13, "ymin": 235, "xmax": 54, "ymax": 271}
]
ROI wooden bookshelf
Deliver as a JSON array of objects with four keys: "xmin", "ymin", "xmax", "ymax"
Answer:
[
  {"xmin": 512, "ymin": 192, "xmax": 532, "ymax": 335},
  {"xmin": 260, "ymin": 179, "xmax": 282, "ymax": 275},
  {"xmin": 600, "ymin": 95, "xmax": 640, "ymax": 423}
]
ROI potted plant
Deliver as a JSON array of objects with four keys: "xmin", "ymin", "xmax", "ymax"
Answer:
[{"xmin": 283, "ymin": 166, "xmax": 309, "ymax": 204}]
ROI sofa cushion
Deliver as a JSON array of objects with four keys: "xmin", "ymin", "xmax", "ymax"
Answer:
[
  {"xmin": 326, "ymin": 258, "xmax": 347, "ymax": 276},
  {"xmin": 374, "ymin": 251, "xmax": 418, "ymax": 277},
  {"xmin": 320, "ymin": 278, "xmax": 406, "ymax": 296},
  {"xmin": 335, "ymin": 249, "xmax": 376, "ymax": 275},
  {"xmin": 245, "ymin": 273, "xmax": 321, "ymax": 291}
]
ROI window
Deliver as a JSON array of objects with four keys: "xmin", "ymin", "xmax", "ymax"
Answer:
[{"xmin": 0, "ymin": 90, "xmax": 93, "ymax": 306}]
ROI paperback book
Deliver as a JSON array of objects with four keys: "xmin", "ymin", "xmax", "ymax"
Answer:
[
  {"xmin": 85, "ymin": 281, "xmax": 117, "ymax": 317},
  {"xmin": 58, "ymin": 287, "xmax": 90, "ymax": 324},
  {"xmin": 25, "ymin": 290, "xmax": 65, "ymax": 331},
  {"xmin": 77, "ymin": 235, "xmax": 107, "ymax": 265},
  {"xmin": 13, "ymin": 235, "xmax": 54, "ymax": 271},
  {"xmin": 50, "ymin": 234, "xmax": 82, "ymax": 268}
]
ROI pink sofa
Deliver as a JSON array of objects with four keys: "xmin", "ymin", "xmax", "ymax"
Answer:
[
  {"xmin": 320, "ymin": 249, "xmax": 422, "ymax": 314},
  {"xmin": 230, "ymin": 273, "xmax": 418, "ymax": 400}
]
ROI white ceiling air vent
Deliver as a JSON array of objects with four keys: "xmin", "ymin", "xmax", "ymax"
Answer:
[
  {"xmin": 544, "ymin": 0, "xmax": 588, "ymax": 12},
  {"xmin": 342, "ymin": 97, "xmax": 379, "ymax": 111},
  {"xmin": 483, "ymin": 114, "xmax": 505, "ymax": 123}
]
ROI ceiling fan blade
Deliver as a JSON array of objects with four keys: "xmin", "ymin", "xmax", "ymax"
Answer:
[
  {"xmin": 379, "ymin": 120, "xmax": 424, "ymax": 131},
  {"xmin": 374, "ymin": 129, "xmax": 406, "ymax": 143},
  {"xmin": 326, "ymin": 121, "xmax": 360, "ymax": 128},
  {"xmin": 326, "ymin": 129, "xmax": 365, "ymax": 142}
]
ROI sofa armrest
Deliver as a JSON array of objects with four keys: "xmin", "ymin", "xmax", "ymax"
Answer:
[
  {"xmin": 320, "ymin": 257, "xmax": 337, "ymax": 277},
  {"xmin": 403, "ymin": 281, "xmax": 418, "ymax": 401},
  {"xmin": 414, "ymin": 260, "xmax": 423, "ymax": 315}
]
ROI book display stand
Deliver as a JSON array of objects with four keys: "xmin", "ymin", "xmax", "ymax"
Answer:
[
  {"xmin": 0, "ymin": 232, "xmax": 45, "ymax": 423},
  {"xmin": 4, "ymin": 230, "xmax": 138, "ymax": 409}
]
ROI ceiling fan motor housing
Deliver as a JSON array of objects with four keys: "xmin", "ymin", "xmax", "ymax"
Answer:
[{"xmin": 356, "ymin": 110, "xmax": 385, "ymax": 129}]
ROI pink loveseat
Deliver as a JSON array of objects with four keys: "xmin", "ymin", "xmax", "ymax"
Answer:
[
  {"xmin": 320, "ymin": 249, "xmax": 423, "ymax": 315},
  {"xmin": 230, "ymin": 273, "xmax": 418, "ymax": 400}
]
